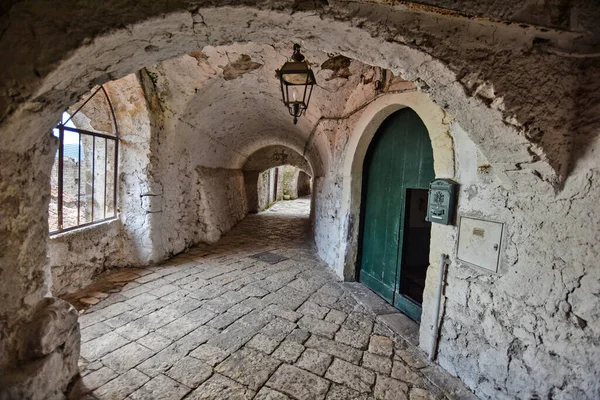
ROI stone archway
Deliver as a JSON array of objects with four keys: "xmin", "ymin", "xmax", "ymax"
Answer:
[
  {"xmin": 243, "ymin": 145, "xmax": 314, "ymax": 213},
  {"xmin": 0, "ymin": 3, "xmax": 592, "ymax": 398},
  {"xmin": 340, "ymin": 91, "xmax": 454, "ymax": 279},
  {"xmin": 337, "ymin": 91, "xmax": 456, "ymax": 349}
]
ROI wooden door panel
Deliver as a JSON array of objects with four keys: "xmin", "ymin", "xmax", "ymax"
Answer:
[{"xmin": 359, "ymin": 108, "xmax": 434, "ymax": 322}]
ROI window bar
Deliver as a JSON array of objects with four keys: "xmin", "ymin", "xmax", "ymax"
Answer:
[
  {"xmin": 77, "ymin": 132, "xmax": 82, "ymax": 225},
  {"xmin": 57, "ymin": 125, "xmax": 64, "ymax": 231},
  {"xmin": 62, "ymin": 86, "xmax": 103, "ymax": 126},
  {"xmin": 91, "ymin": 136, "xmax": 95, "ymax": 222},
  {"xmin": 113, "ymin": 139, "xmax": 118, "ymax": 217},
  {"xmin": 101, "ymin": 85, "xmax": 119, "ymax": 219},
  {"xmin": 104, "ymin": 138, "xmax": 107, "ymax": 219}
]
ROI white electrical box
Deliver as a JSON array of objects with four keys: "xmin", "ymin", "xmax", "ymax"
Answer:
[{"xmin": 457, "ymin": 216, "xmax": 504, "ymax": 273}]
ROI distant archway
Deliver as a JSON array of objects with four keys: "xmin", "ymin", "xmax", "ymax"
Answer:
[{"xmin": 243, "ymin": 145, "xmax": 313, "ymax": 213}]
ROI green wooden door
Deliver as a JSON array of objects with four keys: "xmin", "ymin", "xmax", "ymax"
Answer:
[{"xmin": 359, "ymin": 108, "xmax": 434, "ymax": 322}]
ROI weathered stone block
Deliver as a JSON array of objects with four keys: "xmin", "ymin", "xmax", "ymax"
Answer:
[
  {"xmin": 325, "ymin": 358, "xmax": 375, "ymax": 393},
  {"xmin": 247, "ymin": 333, "xmax": 282, "ymax": 354},
  {"xmin": 128, "ymin": 374, "xmax": 191, "ymax": 400},
  {"xmin": 190, "ymin": 344, "xmax": 230, "ymax": 366},
  {"xmin": 374, "ymin": 375, "xmax": 409, "ymax": 400},
  {"xmin": 298, "ymin": 316, "xmax": 339, "ymax": 339},
  {"xmin": 325, "ymin": 310, "xmax": 347, "ymax": 325},
  {"xmin": 265, "ymin": 304, "xmax": 303, "ymax": 322},
  {"xmin": 215, "ymin": 348, "xmax": 280, "ymax": 390},
  {"xmin": 261, "ymin": 318, "xmax": 297, "ymax": 342},
  {"xmin": 266, "ymin": 364, "xmax": 330, "ymax": 400},
  {"xmin": 368, "ymin": 335, "xmax": 393, "ymax": 357},
  {"xmin": 101, "ymin": 341, "xmax": 155, "ymax": 373},
  {"xmin": 255, "ymin": 387, "xmax": 292, "ymax": 400},
  {"xmin": 325, "ymin": 384, "xmax": 373, "ymax": 400},
  {"xmin": 80, "ymin": 322, "xmax": 112, "ymax": 343},
  {"xmin": 19, "ymin": 298, "xmax": 80, "ymax": 359},
  {"xmin": 335, "ymin": 328, "xmax": 370, "ymax": 350},
  {"xmin": 362, "ymin": 352, "xmax": 392, "ymax": 375},
  {"xmin": 343, "ymin": 313, "xmax": 374, "ymax": 333},
  {"xmin": 80, "ymin": 332, "xmax": 130, "ymax": 361},
  {"xmin": 81, "ymin": 366, "xmax": 118, "ymax": 391},
  {"xmin": 166, "ymin": 356, "xmax": 212, "ymax": 388},
  {"xmin": 187, "ymin": 373, "xmax": 255, "ymax": 400},
  {"xmin": 296, "ymin": 348, "xmax": 333, "ymax": 376},
  {"xmin": 305, "ymin": 336, "xmax": 362, "ymax": 364},
  {"xmin": 272, "ymin": 340, "xmax": 305, "ymax": 363},
  {"xmin": 298, "ymin": 302, "xmax": 330, "ymax": 319},
  {"xmin": 136, "ymin": 332, "xmax": 173, "ymax": 352},
  {"xmin": 94, "ymin": 368, "xmax": 150, "ymax": 399}
]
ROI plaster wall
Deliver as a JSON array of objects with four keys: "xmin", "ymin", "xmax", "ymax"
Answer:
[
  {"xmin": 46, "ymin": 70, "xmax": 251, "ymax": 294},
  {"xmin": 48, "ymin": 220, "xmax": 129, "ymax": 295},
  {"xmin": 46, "ymin": 74, "xmax": 157, "ymax": 295},
  {"xmin": 257, "ymin": 170, "xmax": 271, "ymax": 211},
  {"xmin": 297, "ymin": 171, "xmax": 312, "ymax": 197},
  {"xmin": 255, "ymin": 165, "xmax": 303, "ymax": 209},
  {"xmin": 114, "ymin": 70, "xmax": 249, "ymax": 256},
  {"xmin": 0, "ymin": 2, "xmax": 598, "ymax": 398},
  {"xmin": 428, "ymin": 123, "xmax": 600, "ymax": 399},
  {"xmin": 313, "ymin": 89, "xmax": 600, "ymax": 399},
  {"xmin": 279, "ymin": 166, "xmax": 301, "ymax": 200}
]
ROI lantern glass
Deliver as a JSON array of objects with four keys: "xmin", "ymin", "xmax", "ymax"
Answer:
[{"xmin": 280, "ymin": 62, "xmax": 315, "ymax": 85}]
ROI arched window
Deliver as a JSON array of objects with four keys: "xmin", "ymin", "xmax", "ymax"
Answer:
[{"xmin": 49, "ymin": 86, "xmax": 119, "ymax": 233}]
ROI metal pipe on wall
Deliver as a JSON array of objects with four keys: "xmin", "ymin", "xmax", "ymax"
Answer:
[{"xmin": 429, "ymin": 253, "xmax": 449, "ymax": 362}]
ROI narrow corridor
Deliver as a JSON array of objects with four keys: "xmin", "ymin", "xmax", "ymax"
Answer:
[{"xmin": 74, "ymin": 198, "xmax": 469, "ymax": 400}]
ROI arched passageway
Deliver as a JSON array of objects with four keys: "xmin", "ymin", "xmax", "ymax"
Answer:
[
  {"xmin": 253, "ymin": 166, "xmax": 313, "ymax": 213},
  {"xmin": 1, "ymin": 2, "xmax": 599, "ymax": 400},
  {"xmin": 243, "ymin": 145, "xmax": 314, "ymax": 214}
]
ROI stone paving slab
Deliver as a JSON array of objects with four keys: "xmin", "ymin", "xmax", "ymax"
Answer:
[
  {"xmin": 166, "ymin": 356, "xmax": 212, "ymax": 388},
  {"xmin": 215, "ymin": 348, "xmax": 281, "ymax": 391},
  {"xmin": 74, "ymin": 198, "xmax": 475, "ymax": 400},
  {"xmin": 127, "ymin": 374, "xmax": 190, "ymax": 400},
  {"xmin": 325, "ymin": 358, "xmax": 375, "ymax": 393},
  {"xmin": 266, "ymin": 364, "xmax": 330, "ymax": 400}
]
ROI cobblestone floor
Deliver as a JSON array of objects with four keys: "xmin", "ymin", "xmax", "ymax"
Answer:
[{"xmin": 76, "ymin": 197, "xmax": 465, "ymax": 400}]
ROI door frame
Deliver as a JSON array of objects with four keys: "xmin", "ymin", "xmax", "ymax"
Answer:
[
  {"xmin": 356, "ymin": 108, "xmax": 435, "ymax": 322},
  {"xmin": 339, "ymin": 92, "xmax": 456, "ymax": 342}
]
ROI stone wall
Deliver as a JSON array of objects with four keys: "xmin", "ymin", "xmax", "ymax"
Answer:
[
  {"xmin": 193, "ymin": 166, "xmax": 248, "ymax": 244},
  {"xmin": 312, "ymin": 88, "xmax": 600, "ymax": 398},
  {"xmin": 48, "ymin": 220, "xmax": 131, "ymax": 295},
  {"xmin": 257, "ymin": 169, "xmax": 271, "ymax": 211},
  {"xmin": 0, "ymin": 137, "xmax": 81, "ymax": 399},
  {"xmin": 297, "ymin": 171, "xmax": 312, "ymax": 197},
  {"xmin": 2, "ymin": 2, "xmax": 597, "ymax": 183},
  {"xmin": 430, "ymin": 123, "xmax": 599, "ymax": 399},
  {"xmin": 45, "ymin": 75, "xmax": 151, "ymax": 295},
  {"xmin": 278, "ymin": 166, "xmax": 300, "ymax": 200},
  {"xmin": 1, "ymin": 1, "xmax": 598, "ymax": 398},
  {"xmin": 46, "ymin": 72, "xmax": 250, "ymax": 295}
]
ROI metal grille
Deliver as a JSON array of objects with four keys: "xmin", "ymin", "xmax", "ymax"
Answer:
[{"xmin": 49, "ymin": 86, "xmax": 119, "ymax": 234}]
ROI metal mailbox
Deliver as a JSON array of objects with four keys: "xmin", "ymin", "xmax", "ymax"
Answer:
[{"xmin": 426, "ymin": 179, "xmax": 458, "ymax": 225}]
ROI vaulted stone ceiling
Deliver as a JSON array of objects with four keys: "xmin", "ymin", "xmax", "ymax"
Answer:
[
  {"xmin": 1, "ymin": 1, "xmax": 598, "ymax": 183},
  {"xmin": 142, "ymin": 42, "xmax": 379, "ymax": 175}
]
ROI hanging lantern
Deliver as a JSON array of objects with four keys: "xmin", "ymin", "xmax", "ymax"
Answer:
[{"xmin": 278, "ymin": 44, "xmax": 316, "ymax": 125}]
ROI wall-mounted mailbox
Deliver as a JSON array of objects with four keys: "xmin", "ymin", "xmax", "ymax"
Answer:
[{"xmin": 426, "ymin": 179, "xmax": 458, "ymax": 225}]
